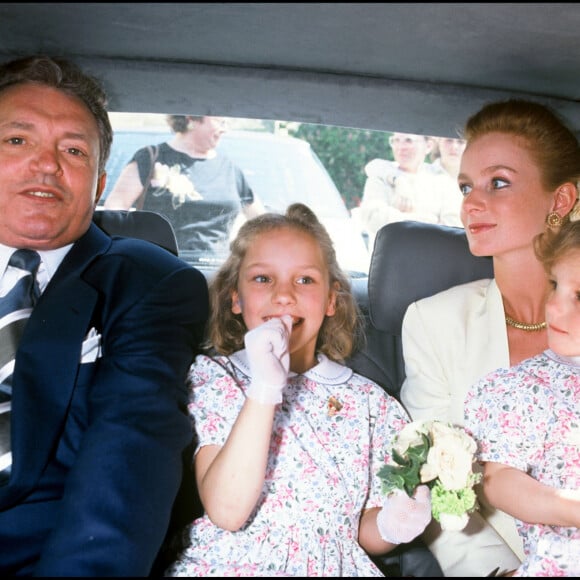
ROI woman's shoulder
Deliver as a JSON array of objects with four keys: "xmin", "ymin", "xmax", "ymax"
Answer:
[
  {"xmin": 204, "ymin": 151, "xmax": 242, "ymax": 174},
  {"xmin": 131, "ymin": 141, "xmax": 170, "ymax": 164},
  {"xmin": 403, "ymin": 278, "xmax": 500, "ymax": 336},
  {"xmin": 364, "ymin": 157, "xmax": 398, "ymax": 178},
  {"xmin": 416, "ymin": 277, "xmax": 495, "ymax": 308}
]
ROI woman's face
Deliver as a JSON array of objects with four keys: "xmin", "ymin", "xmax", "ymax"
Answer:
[
  {"xmin": 458, "ymin": 131, "xmax": 555, "ymax": 258},
  {"xmin": 436, "ymin": 137, "xmax": 466, "ymax": 178},
  {"xmin": 389, "ymin": 133, "xmax": 430, "ymax": 173},
  {"xmin": 193, "ymin": 116, "xmax": 227, "ymax": 150}
]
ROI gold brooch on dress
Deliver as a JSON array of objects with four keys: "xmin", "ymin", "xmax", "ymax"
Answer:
[{"xmin": 327, "ymin": 396, "xmax": 343, "ymax": 416}]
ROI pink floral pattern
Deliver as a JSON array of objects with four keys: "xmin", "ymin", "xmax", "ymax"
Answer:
[
  {"xmin": 465, "ymin": 350, "xmax": 580, "ymax": 576},
  {"xmin": 166, "ymin": 352, "xmax": 410, "ymax": 577}
]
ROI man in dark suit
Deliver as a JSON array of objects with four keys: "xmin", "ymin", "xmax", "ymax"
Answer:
[{"xmin": 0, "ymin": 55, "xmax": 209, "ymax": 575}]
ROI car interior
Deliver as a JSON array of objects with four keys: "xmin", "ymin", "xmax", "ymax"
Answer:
[
  {"xmin": 3, "ymin": 3, "xmax": 580, "ymax": 576},
  {"xmin": 93, "ymin": 209, "xmax": 179, "ymax": 257},
  {"xmin": 346, "ymin": 221, "xmax": 494, "ymax": 401}
]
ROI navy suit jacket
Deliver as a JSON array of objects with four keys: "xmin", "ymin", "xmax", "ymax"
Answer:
[{"xmin": 0, "ymin": 223, "xmax": 209, "ymax": 576}]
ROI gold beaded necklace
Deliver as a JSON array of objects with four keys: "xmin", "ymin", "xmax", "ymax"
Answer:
[{"xmin": 505, "ymin": 315, "xmax": 546, "ymax": 332}]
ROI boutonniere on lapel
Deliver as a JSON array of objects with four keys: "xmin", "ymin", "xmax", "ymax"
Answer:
[{"xmin": 327, "ymin": 396, "xmax": 343, "ymax": 417}]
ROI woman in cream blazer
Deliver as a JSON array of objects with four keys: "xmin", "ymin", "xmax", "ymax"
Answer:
[
  {"xmin": 401, "ymin": 277, "xmax": 523, "ymax": 577},
  {"xmin": 400, "ymin": 98, "xmax": 580, "ymax": 577}
]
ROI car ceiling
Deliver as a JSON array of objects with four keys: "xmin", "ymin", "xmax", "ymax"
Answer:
[{"xmin": 1, "ymin": 3, "xmax": 580, "ymax": 136}]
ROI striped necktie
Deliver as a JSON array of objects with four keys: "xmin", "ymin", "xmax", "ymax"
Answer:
[{"xmin": 0, "ymin": 249, "xmax": 41, "ymax": 485}]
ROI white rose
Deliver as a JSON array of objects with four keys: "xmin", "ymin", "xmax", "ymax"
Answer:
[
  {"xmin": 166, "ymin": 167, "xmax": 203, "ymax": 206},
  {"xmin": 393, "ymin": 420, "xmax": 432, "ymax": 456},
  {"xmin": 168, "ymin": 172, "xmax": 195, "ymax": 196},
  {"xmin": 438, "ymin": 512, "xmax": 469, "ymax": 532},
  {"xmin": 420, "ymin": 422, "xmax": 475, "ymax": 490},
  {"xmin": 151, "ymin": 162, "xmax": 171, "ymax": 187}
]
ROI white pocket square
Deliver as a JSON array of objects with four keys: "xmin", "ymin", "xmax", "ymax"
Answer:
[{"xmin": 81, "ymin": 327, "xmax": 102, "ymax": 363}]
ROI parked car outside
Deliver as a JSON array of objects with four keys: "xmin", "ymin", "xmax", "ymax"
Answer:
[{"xmin": 100, "ymin": 124, "xmax": 371, "ymax": 276}]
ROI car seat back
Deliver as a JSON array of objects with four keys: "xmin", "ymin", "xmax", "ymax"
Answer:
[
  {"xmin": 348, "ymin": 220, "xmax": 494, "ymax": 400},
  {"xmin": 93, "ymin": 209, "xmax": 179, "ymax": 256}
]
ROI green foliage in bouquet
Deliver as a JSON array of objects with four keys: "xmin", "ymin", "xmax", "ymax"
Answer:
[{"xmin": 377, "ymin": 433, "xmax": 430, "ymax": 497}]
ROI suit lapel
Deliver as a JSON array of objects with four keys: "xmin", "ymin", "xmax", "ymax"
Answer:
[
  {"xmin": 463, "ymin": 279, "xmax": 509, "ymax": 387},
  {"xmin": 1, "ymin": 224, "xmax": 111, "ymax": 501}
]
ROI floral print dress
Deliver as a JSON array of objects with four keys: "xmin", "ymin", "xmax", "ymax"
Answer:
[
  {"xmin": 165, "ymin": 351, "xmax": 410, "ymax": 577},
  {"xmin": 464, "ymin": 350, "xmax": 580, "ymax": 577}
]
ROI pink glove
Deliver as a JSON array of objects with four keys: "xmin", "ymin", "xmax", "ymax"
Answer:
[
  {"xmin": 376, "ymin": 485, "xmax": 432, "ymax": 544},
  {"xmin": 244, "ymin": 315, "xmax": 292, "ymax": 405}
]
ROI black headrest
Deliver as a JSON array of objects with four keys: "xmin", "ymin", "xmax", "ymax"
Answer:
[
  {"xmin": 92, "ymin": 209, "xmax": 179, "ymax": 256},
  {"xmin": 368, "ymin": 221, "xmax": 493, "ymax": 334}
]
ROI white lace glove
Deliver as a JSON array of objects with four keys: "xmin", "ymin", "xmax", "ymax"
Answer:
[
  {"xmin": 376, "ymin": 485, "xmax": 432, "ymax": 544},
  {"xmin": 245, "ymin": 315, "xmax": 292, "ymax": 405}
]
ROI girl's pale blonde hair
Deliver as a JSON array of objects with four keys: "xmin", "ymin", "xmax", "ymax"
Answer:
[
  {"xmin": 207, "ymin": 202, "xmax": 365, "ymax": 362},
  {"xmin": 534, "ymin": 218, "xmax": 580, "ymax": 273}
]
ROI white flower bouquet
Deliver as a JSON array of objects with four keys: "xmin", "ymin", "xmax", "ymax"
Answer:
[{"xmin": 377, "ymin": 420, "xmax": 482, "ymax": 531}]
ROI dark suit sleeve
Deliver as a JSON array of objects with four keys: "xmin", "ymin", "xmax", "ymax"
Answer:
[{"xmin": 34, "ymin": 252, "xmax": 208, "ymax": 576}]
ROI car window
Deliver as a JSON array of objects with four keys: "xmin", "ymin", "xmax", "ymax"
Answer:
[{"xmin": 102, "ymin": 113, "xmax": 463, "ymax": 277}]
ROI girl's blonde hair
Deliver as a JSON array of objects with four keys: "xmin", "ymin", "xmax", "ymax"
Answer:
[
  {"xmin": 534, "ymin": 218, "xmax": 580, "ymax": 273},
  {"xmin": 207, "ymin": 202, "xmax": 364, "ymax": 362}
]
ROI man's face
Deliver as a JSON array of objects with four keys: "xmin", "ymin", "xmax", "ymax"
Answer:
[{"xmin": 0, "ymin": 83, "xmax": 105, "ymax": 250}]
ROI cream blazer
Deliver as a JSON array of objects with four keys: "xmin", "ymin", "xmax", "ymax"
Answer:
[{"xmin": 400, "ymin": 278, "xmax": 525, "ymax": 577}]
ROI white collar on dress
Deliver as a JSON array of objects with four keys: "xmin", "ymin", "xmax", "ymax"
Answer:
[
  {"xmin": 229, "ymin": 350, "xmax": 353, "ymax": 386},
  {"xmin": 546, "ymin": 348, "xmax": 580, "ymax": 368}
]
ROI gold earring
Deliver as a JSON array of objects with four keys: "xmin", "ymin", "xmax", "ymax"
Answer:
[{"xmin": 546, "ymin": 212, "xmax": 563, "ymax": 229}]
